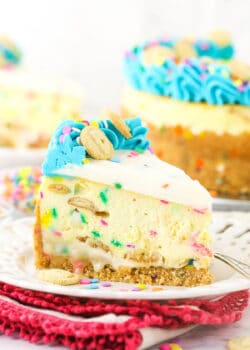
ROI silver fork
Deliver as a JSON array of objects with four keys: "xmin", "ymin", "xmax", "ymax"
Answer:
[{"xmin": 214, "ymin": 252, "xmax": 250, "ymax": 279}]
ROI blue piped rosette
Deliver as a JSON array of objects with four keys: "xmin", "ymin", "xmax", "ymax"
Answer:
[
  {"xmin": 0, "ymin": 37, "xmax": 21, "ymax": 66},
  {"xmin": 42, "ymin": 118, "xmax": 150, "ymax": 175},
  {"xmin": 124, "ymin": 37, "xmax": 250, "ymax": 106}
]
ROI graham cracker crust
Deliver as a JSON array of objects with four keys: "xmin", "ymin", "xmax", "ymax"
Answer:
[{"xmin": 36, "ymin": 255, "xmax": 212, "ymax": 287}]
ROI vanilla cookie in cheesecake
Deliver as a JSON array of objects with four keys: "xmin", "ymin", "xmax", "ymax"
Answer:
[
  {"xmin": 122, "ymin": 31, "xmax": 250, "ymax": 199},
  {"xmin": 34, "ymin": 112, "xmax": 213, "ymax": 286}
]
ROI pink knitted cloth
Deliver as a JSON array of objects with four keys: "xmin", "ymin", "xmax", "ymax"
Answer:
[{"xmin": 0, "ymin": 281, "xmax": 248, "ymax": 350}]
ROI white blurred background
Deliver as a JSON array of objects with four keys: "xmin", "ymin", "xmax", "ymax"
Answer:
[{"xmin": 1, "ymin": 0, "xmax": 249, "ymax": 113}]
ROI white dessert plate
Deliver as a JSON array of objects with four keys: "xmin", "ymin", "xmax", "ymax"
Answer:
[
  {"xmin": 0, "ymin": 212, "xmax": 249, "ymax": 301},
  {"xmin": 0, "ymin": 147, "xmax": 46, "ymax": 168}
]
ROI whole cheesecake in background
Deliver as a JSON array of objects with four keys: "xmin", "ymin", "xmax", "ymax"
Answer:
[
  {"xmin": 0, "ymin": 71, "xmax": 83, "ymax": 148},
  {"xmin": 34, "ymin": 112, "xmax": 213, "ymax": 287},
  {"xmin": 122, "ymin": 31, "xmax": 250, "ymax": 199},
  {"xmin": 0, "ymin": 36, "xmax": 83, "ymax": 149}
]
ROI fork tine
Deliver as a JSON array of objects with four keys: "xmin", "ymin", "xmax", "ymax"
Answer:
[{"xmin": 214, "ymin": 253, "xmax": 250, "ymax": 279}]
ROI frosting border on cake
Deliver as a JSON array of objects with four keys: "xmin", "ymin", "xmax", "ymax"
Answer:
[
  {"xmin": 42, "ymin": 118, "xmax": 149, "ymax": 175},
  {"xmin": 124, "ymin": 37, "xmax": 250, "ymax": 106}
]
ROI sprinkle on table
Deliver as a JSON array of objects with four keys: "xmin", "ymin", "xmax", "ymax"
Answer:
[
  {"xmin": 0, "ymin": 167, "xmax": 42, "ymax": 214},
  {"xmin": 87, "ymin": 284, "xmax": 99, "ymax": 289},
  {"xmin": 160, "ymin": 343, "xmax": 183, "ymax": 350},
  {"xmin": 90, "ymin": 278, "xmax": 99, "ymax": 283},
  {"xmin": 152, "ymin": 287, "xmax": 164, "ymax": 292},
  {"xmin": 159, "ymin": 344, "xmax": 171, "ymax": 350},
  {"xmin": 136, "ymin": 283, "xmax": 146, "ymax": 290},
  {"xmin": 100, "ymin": 282, "xmax": 112, "ymax": 287},
  {"xmin": 80, "ymin": 278, "xmax": 99, "ymax": 285},
  {"xmin": 110, "ymin": 157, "xmax": 121, "ymax": 163},
  {"xmin": 80, "ymin": 279, "xmax": 91, "ymax": 285},
  {"xmin": 131, "ymin": 287, "xmax": 142, "ymax": 292}
]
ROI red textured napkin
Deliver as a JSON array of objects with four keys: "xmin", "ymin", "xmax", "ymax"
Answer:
[{"xmin": 0, "ymin": 281, "xmax": 248, "ymax": 350}]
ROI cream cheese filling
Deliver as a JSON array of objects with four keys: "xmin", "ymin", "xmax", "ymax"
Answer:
[
  {"xmin": 43, "ymin": 236, "xmax": 210, "ymax": 270},
  {"xmin": 122, "ymin": 86, "xmax": 250, "ymax": 135}
]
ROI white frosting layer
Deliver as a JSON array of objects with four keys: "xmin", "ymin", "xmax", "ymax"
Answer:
[{"xmin": 53, "ymin": 150, "xmax": 212, "ymax": 210}]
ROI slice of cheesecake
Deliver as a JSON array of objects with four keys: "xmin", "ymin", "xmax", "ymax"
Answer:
[{"xmin": 34, "ymin": 113, "xmax": 213, "ymax": 286}]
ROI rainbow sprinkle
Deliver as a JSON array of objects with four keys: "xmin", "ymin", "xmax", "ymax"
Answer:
[
  {"xmin": 61, "ymin": 246, "xmax": 69, "ymax": 254},
  {"xmin": 0, "ymin": 167, "xmax": 42, "ymax": 214},
  {"xmin": 99, "ymin": 189, "xmax": 108, "ymax": 205},
  {"xmin": 80, "ymin": 213, "xmax": 87, "ymax": 223},
  {"xmin": 51, "ymin": 208, "xmax": 58, "ymax": 219},
  {"xmin": 90, "ymin": 278, "xmax": 99, "ymax": 283},
  {"xmin": 111, "ymin": 239, "xmax": 123, "ymax": 248},
  {"xmin": 114, "ymin": 182, "xmax": 122, "ymax": 189},
  {"xmin": 100, "ymin": 219, "xmax": 108, "ymax": 226},
  {"xmin": 91, "ymin": 230, "xmax": 101, "ymax": 238},
  {"xmin": 80, "ymin": 279, "xmax": 90, "ymax": 285},
  {"xmin": 53, "ymin": 231, "xmax": 62, "ymax": 237},
  {"xmin": 150, "ymin": 230, "xmax": 158, "ymax": 236},
  {"xmin": 100, "ymin": 282, "xmax": 112, "ymax": 287},
  {"xmin": 87, "ymin": 284, "xmax": 99, "ymax": 289}
]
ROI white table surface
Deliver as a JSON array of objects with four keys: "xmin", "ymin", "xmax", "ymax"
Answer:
[{"xmin": 0, "ymin": 306, "xmax": 249, "ymax": 350}]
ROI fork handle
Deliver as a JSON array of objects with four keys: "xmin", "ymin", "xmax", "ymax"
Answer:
[{"xmin": 214, "ymin": 252, "xmax": 250, "ymax": 279}]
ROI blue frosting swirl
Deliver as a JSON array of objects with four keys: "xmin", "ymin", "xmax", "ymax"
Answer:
[
  {"xmin": 204, "ymin": 74, "xmax": 241, "ymax": 105},
  {"xmin": 171, "ymin": 60, "xmax": 203, "ymax": 102},
  {"xmin": 42, "ymin": 118, "xmax": 150, "ymax": 175},
  {"xmin": 0, "ymin": 38, "xmax": 21, "ymax": 65},
  {"xmin": 124, "ymin": 37, "xmax": 250, "ymax": 106},
  {"xmin": 194, "ymin": 40, "xmax": 234, "ymax": 60}
]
